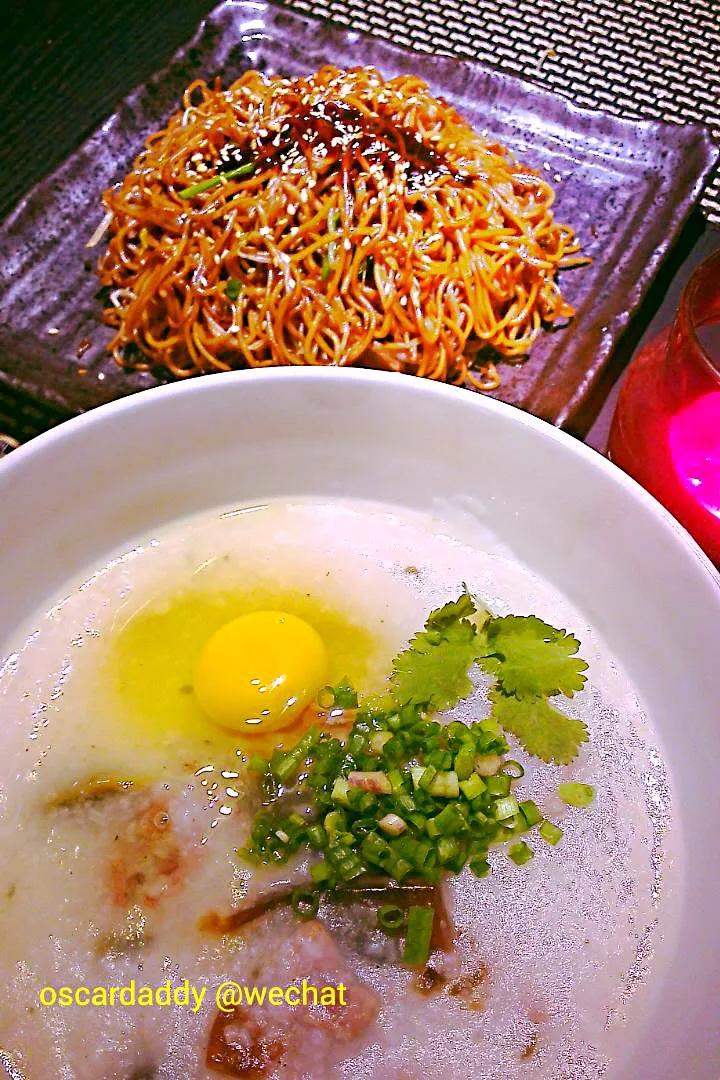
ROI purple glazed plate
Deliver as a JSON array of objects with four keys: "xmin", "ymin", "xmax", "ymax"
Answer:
[{"xmin": 0, "ymin": 0, "xmax": 716, "ymax": 434}]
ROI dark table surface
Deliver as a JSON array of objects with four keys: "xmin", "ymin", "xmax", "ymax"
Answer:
[
  {"xmin": 0, "ymin": 0, "xmax": 218, "ymax": 224},
  {"xmin": 1, "ymin": 0, "xmax": 718, "ymax": 452}
]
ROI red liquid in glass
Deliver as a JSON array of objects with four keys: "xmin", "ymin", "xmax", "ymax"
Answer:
[{"xmin": 608, "ymin": 250, "xmax": 720, "ymax": 567}]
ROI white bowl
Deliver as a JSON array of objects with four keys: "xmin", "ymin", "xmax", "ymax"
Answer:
[{"xmin": 1, "ymin": 368, "xmax": 719, "ymax": 1079}]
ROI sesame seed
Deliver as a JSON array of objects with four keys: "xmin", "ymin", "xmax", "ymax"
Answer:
[{"xmin": 47, "ymin": 327, "xmax": 60, "ymax": 335}]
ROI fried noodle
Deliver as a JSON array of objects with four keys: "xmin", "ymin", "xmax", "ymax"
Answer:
[{"xmin": 97, "ymin": 66, "xmax": 588, "ymax": 386}]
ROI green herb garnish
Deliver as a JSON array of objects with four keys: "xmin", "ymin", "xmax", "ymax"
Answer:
[
  {"xmin": 321, "ymin": 209, "xmax": 342, "ymax": 280},
  {"xmin": 489, "ymin": 691, "xmax": 588, "ymax": 766},
  {"xmin": 402, "ymin": 905, "xmax": 435, "ymax": 967},
  {"xmin": 224, "ymin": 278, "xmax": 242, "ymax": 301},
  {"xmin": 178, "ymin": 161, "xmax": 255, "ymax": 199},
  {"xmin": 557, "ymin": 782, "xmax": 596, "ymax": 807},
  {"xmin": 538, "ymin": 819, "xmax": 563, "ymax": 846},
  {"xmin": 241, "ymin": 593, "xmax": 595, "ymax": 966},
  {"xmin": 378, "ymin": 904, "xmax": 405, "ymax": 932},
  {"xmin": 359, "ymin": 254, "xmax": 375, "ymax": 283},
  {"xmin": 507, "ymin": 841, "xmax": 534, "ymax": 866},
  {"xmin": 481, "ymin": 614, "xmax": 589, "ymax": 699},
  {"xmin": 390, "ymin": 593, "xmax": 481, "ymax": 711}
]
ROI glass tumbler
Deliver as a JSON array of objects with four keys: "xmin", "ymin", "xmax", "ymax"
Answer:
[{"xmin": 608, "ymin": 249, "xmax": 720, "ymax": 568}]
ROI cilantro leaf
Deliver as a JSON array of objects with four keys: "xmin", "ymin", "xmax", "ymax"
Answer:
[
  {"xmin": 425, "ymin": 590, "xmax": 476, "ymax": 631},
  {"xmin": 390, "ymin": 594, "xmax": 480, "ymax": 712},
  {"xmin": 480, "ymin": 615, "xmax": 588, "ymax": 699},
  {"xmin": 489, "ymin": 689, "xmax": 588, "ymax": 764}
]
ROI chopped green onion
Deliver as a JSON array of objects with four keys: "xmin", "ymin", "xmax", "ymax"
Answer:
[
  {"xmin": 428, "ymin": 802, "xmax": 467, "ymax": 836},
  {"xmin": 387, "ymin": 769, "xmax": 406, "ymax": 794},
  {"xmin": 361, "ymin": 831, "xmax": 392, "ymax": 868},
  {"xmin": 248, "ymin": 754, "xmax": 267, "ymax": 773},
  {"xmin": 331, "ymin": 778, "xmax": 350, "ymax": 806},
  {"xmin": 349, "ymin": 790, "xmax": 376, "ymax": 814},
  {"xmin": 475, "ymin": 753, "xmax": 503, "ymax": 776},
  {"xmin": 428, "ymin": 770, "xmax": 460, "ymax": 798},
  {"xmin": 378, "ymin": 905, "xmax": 405, "ymax": 932},
  {"xmin": 539, "ymin": 819, "xmax": 564, "ymax": 846},
  {"xmin": 425, "ymin": 817, "xmax": 440, "ymax": 839},
  {"xmin": 368, "ymin": 731, "xmax": 391, "ymax": 755},
  {"xmin": 395, "ymin": 793, "xmax": 416, "ymax": 814},
  {"xmin": 393, "ymin": 856, "xmax": 413, "ymax": 881},
  {"xmin": 410, "ymin": 766, "xmax": 425, "ymax": 790},
  {"xmin": 418, "ymin": 765, "xmax": 437, "ymax": 792},
  {"xmin": 459, "ymin": 773, "xmax": 486, "ymax": 801},
  {"xmin": 437, "ymin": 836, "xmax": 461, "ymax": 864},
  {"xmin": 454, "ymin": 745, "xmax": 475, "ymax": 780},
  {"xmin": 494, "ymin": 795, "xmax": 519, "ymax": 821},
  {"xmin": 324, "ymin": 810, "xmax": 346, "ymax": 836},
  {"xmin": 269, "ymin": 726, "xmax": 317, "ymax": 784},
  {"xmin": 310, "ymin": 859, "xmax": 333, "ymax": 885},
  {"xmin": 178, "ymin": 161, "xmax": 255, "ymax": 198},
  {"xmin": 332, "ymin": 679, "xmax": 357, "ymax": 708},
  {"xmin": 502, "ymin": 759, "xmax": 525, "ymax": 779},
  {"xmin": 428, "ymin": 749, "xmax": 453, "ymax": 770},
  {"xmin": 224, "ymin": 278, "xmax": 242, "ymax": 301},
  {"xmin": 447, "ymin": 720, "xmax": 471, "ymax": 742},
  {"xmin": 291, "ymin": 888, "xmax": 320, "ymax": 919},
  {"xmin": 558, "ymin": 782, "xmax": 595, "ymax": 808},
  {"xmin": 307, "ymin": 823, "xmax": 326, "ymax": 850},
  {"xmin": 336, "ymin": 853, "xmax": 367, "ymax": 881},
  {"xmin": 241, "ymin": 591, "xmax": 591, "ymax": 927},
  {"xmin": 402, "ymin": 905, "xmax": 435, "ymax": 967},
  {"xmin": 321, "ymin": 212, "xmax": 342, "ymax": 280},
  {"xmin": 271, "ymin": 755, "xmax": 296, "ymax": 785},
  {"xmin": 359, "ymin": 254, "xmax": 375, "ymax": 283},
  {"xmin": 486, "ymin": 774, "xmax": 511, "ymax": 797},
  {"xmin": 508, "ymin": 841, "xmax": 534, "ymax": 866},
  {"xmin": 519, "ymin": 799, "xmax": 543, "ymax": 828}
]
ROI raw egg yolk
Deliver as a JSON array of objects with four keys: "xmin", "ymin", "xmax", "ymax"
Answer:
[{"xmin": 193, "ymin": 610, "xmax": 327, "ymax": 733}]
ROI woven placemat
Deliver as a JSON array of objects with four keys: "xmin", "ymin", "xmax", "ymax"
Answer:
[{"xmin": 291, "ymin": 0, "xmax": 720, "ymax": 224}]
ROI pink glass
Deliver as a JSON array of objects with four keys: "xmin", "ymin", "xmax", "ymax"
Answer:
[{"xmin": 608, "ymin": 249, "xmax": 720, "ymax": 567}]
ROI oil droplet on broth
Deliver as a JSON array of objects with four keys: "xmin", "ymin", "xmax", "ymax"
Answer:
[{"xmin": 101, "ymin": 586, "xmax": 382, "ymax": 765}]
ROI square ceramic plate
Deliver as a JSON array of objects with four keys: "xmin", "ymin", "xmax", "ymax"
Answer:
[{"xmin": 0, "ymin": 0, "xmax": 716, "ymax": 434}]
